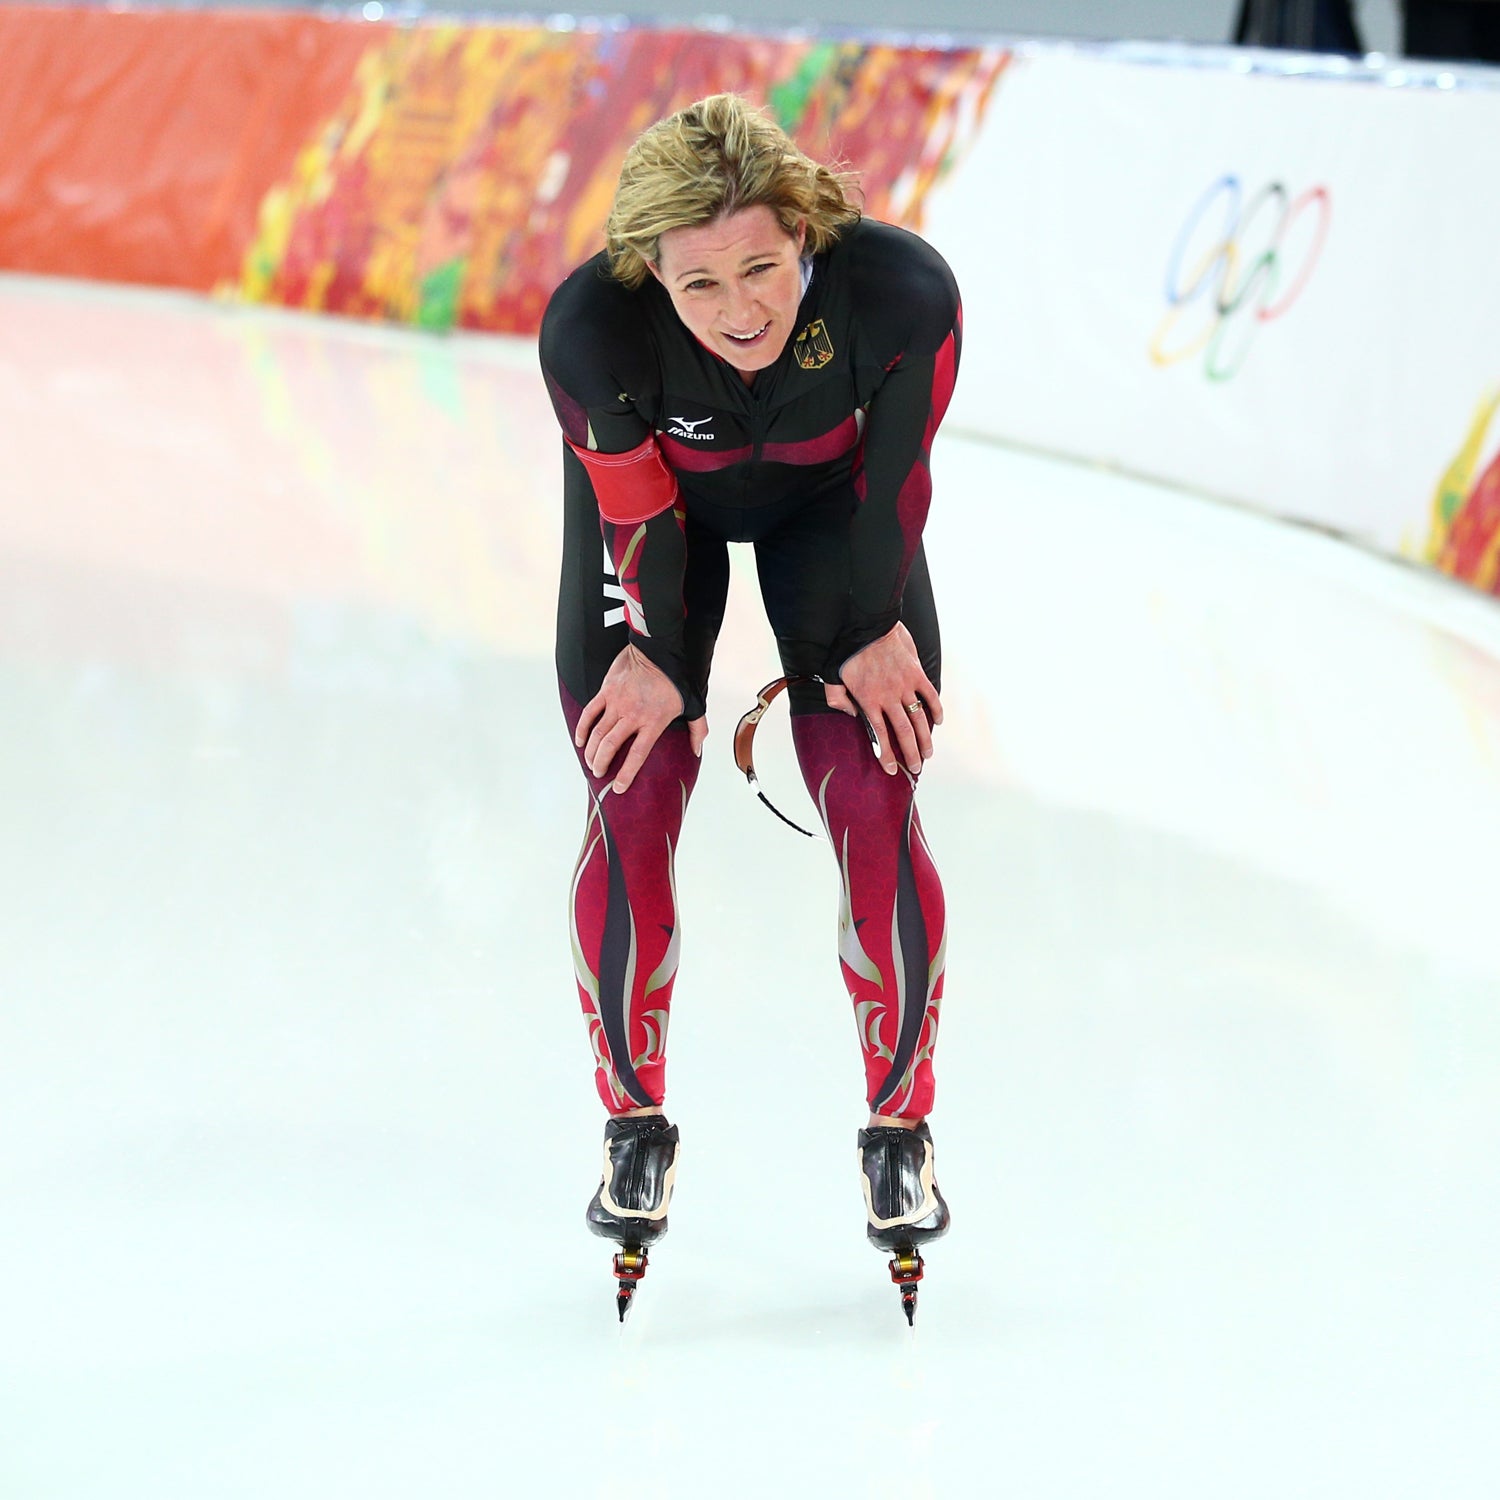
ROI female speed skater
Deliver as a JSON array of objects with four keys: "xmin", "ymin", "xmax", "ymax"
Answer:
[{"xmin": 539, "ymin": 93, "xmax": 958, "ymax": 1323}]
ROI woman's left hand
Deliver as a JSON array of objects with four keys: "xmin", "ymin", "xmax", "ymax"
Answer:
[{"xmin": 823, "ymin": 622, "xmax": 942, "ymax": 776}]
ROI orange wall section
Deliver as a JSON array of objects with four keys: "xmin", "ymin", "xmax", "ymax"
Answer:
[{"xmin": 0, "ymin": 7, "xmax": 388, "ymax": 289}]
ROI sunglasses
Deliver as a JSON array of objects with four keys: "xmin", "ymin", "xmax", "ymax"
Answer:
[{"xmin": 732, "ymin": 674, "xmax": 889, "ymax": 838}]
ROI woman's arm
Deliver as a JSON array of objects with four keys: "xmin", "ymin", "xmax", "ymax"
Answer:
[
  {"xmin": 824, "ymin": 227, "xmax": 961, "ymax": 776},
  {"xmin": 831, "ymin": 225, "xmax": 962, "ymax": 678},
  {"xmin": 541, "ymin": 266, "xmax": 707, "ymax": 791}
]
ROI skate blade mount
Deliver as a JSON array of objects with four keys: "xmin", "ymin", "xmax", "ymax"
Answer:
[
  {"xmin": 888, "ymin": 1247, "xmax": 924, "ymax": 1326},
  {"xmin": 612, "ymin": 1245, "xmax": 649, "ymax": 1322}
]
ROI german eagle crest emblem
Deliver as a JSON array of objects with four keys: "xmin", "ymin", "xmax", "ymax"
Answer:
[{"xmin": 793, "ymin": 319, "xmax": 835, "ymax": 371}]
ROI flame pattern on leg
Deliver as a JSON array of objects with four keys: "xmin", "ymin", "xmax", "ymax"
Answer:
[
  {"xmin": 563, "ymin": 688, "xmax": 700, "ymax": 1112},
  {"xmin": 795, "ymin": 711, "xmax": 946, "ymax": 1118}
]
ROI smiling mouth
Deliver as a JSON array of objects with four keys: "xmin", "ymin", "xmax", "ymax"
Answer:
[{"xmin": 724, "ymin": 322, "xmax": 771, "ymax": 343}]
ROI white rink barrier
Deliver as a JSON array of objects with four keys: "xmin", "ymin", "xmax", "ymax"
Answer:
[{"xmin": 923, "ymin": 43, "xmax": 1500, "ymax": 592}]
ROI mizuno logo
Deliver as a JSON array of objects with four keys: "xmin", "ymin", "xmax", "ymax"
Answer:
[{"xmin": 665, "ymin": 416, "xmax": 714, "ymax": 441}]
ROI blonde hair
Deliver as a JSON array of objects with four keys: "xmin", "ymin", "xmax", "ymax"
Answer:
[{"xmin": 605, "ymin": 94, "xmax": 861, "ymax": 289}]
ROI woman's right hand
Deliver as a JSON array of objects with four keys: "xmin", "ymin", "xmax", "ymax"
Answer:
[
  {"xmin": 823, "ymin": 621, "xmax": 941, "ymax": 776},
  {"xmin": 576, "ymin": 644, "xmax": 708, "ymax": 793}
]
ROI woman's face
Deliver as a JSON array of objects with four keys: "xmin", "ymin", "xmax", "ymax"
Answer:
[{"xmin": 651, "ymin": 206, "xmax": 807, "ymax": 376}]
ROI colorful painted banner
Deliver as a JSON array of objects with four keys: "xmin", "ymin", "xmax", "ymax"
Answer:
[
  {"xmin": 1425, "ymin": 391, "xmax": 1500, "ymax": 594},
  {"xmin": 0, "ymin": 6, "xmax": 1004, "ymax": 334},
  {"xmin": 237, "ymin": 26, "xmax": 1007, "ymax": 334}
]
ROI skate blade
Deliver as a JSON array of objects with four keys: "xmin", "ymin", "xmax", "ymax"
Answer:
[
  {"xmin": 612, "ymin": 1246, "xmax": 649, "ymax": 1324},
  {"xmin": 888, "ymin": 1247, "xmax": 923, "ymax": 1325}
]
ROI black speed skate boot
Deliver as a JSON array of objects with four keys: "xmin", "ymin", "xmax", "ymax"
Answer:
[
  {"xmin": 586, "ymin": 1113, "xmax": 680, "ymax": 1321},
  {"xmin": 857, "ymin": 1120, "xmax": 950, "ymax": 1325}
]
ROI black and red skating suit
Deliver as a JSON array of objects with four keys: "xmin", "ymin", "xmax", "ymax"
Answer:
[{"xmin": 541, "ymin": 218, "xmax": 959, "ymax": 1119}]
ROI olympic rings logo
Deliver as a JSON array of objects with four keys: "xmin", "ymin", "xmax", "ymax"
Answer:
[{"xmin": 1150, "ymin": 175, "xmax": 1332, "ymax": 382}]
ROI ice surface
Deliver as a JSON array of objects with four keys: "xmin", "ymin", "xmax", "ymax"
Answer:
[{"xmin": 1, "ymin": 275, "xmax": 1498, "ymax": 1499}]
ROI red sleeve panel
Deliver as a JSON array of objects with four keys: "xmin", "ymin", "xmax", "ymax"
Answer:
[{"xmin": 565, "ymin": 433, "xmax": 679, "ymax": 525}]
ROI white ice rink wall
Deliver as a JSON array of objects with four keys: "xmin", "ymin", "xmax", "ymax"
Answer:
[{"xmin": 920, "ymin": 43, "xmax": 1500, "ymax": 593}]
